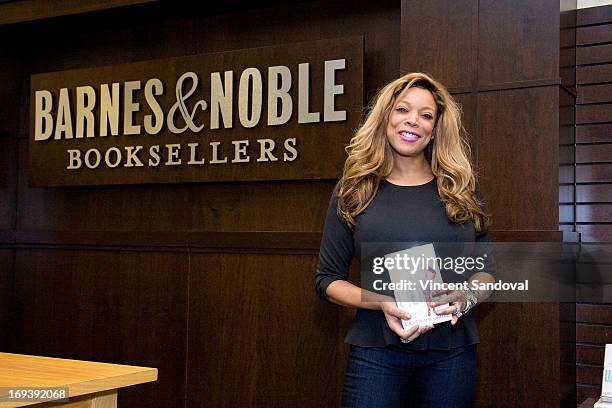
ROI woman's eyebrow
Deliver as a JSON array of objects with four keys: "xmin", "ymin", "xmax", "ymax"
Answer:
[{"xmin": 396, "ymin": 100, "xmax": 436, "ymax": 111}]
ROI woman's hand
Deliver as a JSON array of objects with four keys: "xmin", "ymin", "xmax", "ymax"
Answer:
[
  {"xmin": 379, "ymin": 299, "xmax": 434, "ymax": 343},
  {"xmin": 429, "ymin": 289, "xmax": 466, "ymax": 326}
]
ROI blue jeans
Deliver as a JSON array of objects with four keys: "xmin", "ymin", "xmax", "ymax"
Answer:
[{"xmin": 341, "ymin": 344, "xmax": 477, "ymax": 408}]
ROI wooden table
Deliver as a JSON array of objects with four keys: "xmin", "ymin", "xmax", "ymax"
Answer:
[{"xmin": 0, "ymin": 353, "xmax": 157, "ymax": 407}]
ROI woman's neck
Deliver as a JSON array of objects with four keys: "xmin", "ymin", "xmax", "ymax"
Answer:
[{"xmin": 386, "ymin": 154, "xmax": 433, "ymax": 186}]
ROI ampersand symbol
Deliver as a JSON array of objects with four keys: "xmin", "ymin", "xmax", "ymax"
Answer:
[{"xmin": 168, "ymin": 71, "xmax": 207, "ymax": 133}]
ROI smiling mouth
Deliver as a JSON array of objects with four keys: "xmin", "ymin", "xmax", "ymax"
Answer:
[{"xmin": 399, "ymin": 131, "xmax": 421, "ymax": 142}]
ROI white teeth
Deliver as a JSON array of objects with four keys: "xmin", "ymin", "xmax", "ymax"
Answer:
[{"xmin": 400, "ymin": 131, "xmax": 418, "ymax": 138}]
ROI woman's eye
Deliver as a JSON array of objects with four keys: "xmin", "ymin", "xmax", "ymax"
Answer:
[
  {"xmin": 396, "ymin": 107, "xmax": 407, "ymax": 112},
  {"xmin": 422, "ymin": 114, "xmax": 433, "ymax": 120}
]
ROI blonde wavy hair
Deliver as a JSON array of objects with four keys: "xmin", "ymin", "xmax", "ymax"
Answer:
[{"xmin": 337, "ymin": 72, "xmax": 490, "ymax": 232}]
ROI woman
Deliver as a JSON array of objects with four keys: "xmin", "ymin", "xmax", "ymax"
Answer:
[{"xmin": 314, "ymin": 72, "xmax": 495, "ymax": 408}]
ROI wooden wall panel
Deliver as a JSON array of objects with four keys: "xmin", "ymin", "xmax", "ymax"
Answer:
[
  {"xmin": 478, "ymin": 0, "xmax": 559, "ymax": 86},
  {"xmin": 475, "ymin": 303, "xmax": 561, "ymax": 408},
  {"xmin": 576, "ymin": 104, "xmax": 612, "ymax": 124},
  {"xmin": 577, "ymin": 304, "xmax": 612, "ymax": 324},
  {"xmin": 577, "ymin": 63, "xmax": 612, "ymax": 85},
  {"xmin": 453, "ymin": 93, "xmax": 477, "ymax": 153},
  {"xmin": 576, "ymin": 124, "xmax": 612, "ymax": 143},
  {"xmin": 187, "ymin": 252, "xmax": 354, "ymax": 407},
  {"xmin": 577, "ymin": 23, "xmax": 612, "ymax": 45},
  {"xmin": 577, "ymin": 164, "xmax": 612, "ymax": 183},
  {"xmin": 477, "ymin": 87, "xmax": 559, "ymax": 230},
  {"xmin": 576, "ymin": 144, "xmax": 612, "ymax": 163},
  {"xmin": 400, "ymin": 0, "xmax": 474, "ymax": 91},
  {"xmin": 0, "ymin": 250, "xmax": 14, "ymax": 351},
  {"xmin": 573, "ymin": 4, "xmax": 612, "ymax": 252},
  {"xmin": 577, "ymin": 184, "xmax": 612, "ymax": 202},
  {"xmin": 577, "ymin": 43, "xmax": 612, "ymax": 65},
  {"xmin": 576, "ymin": 324, "xmax": 612, "ymax": 343},
  {"xmin": 560, "ymin": 185, "xmax": 574, "ymax": 203},
  {"xmin": 577, "ymin": 4, "xmax": 612, "ymax": 25},
  {"xmin": 0, "ymin": 138, "xmax": 16, "ymax": 231},
  {"xmin": 11, "ymin": 249, "xmax": 188, "ymax": 408},
  {"xmin": 576, "ymin": 225, "xmax": 612, "ymax": 242},
  {"xmin": 0, "ymin": 0, "xmax": 157, "ymax": 25},
  {"xmin": 192, "ymin": 0, "xmax": 400, "ymax": 103},
  {"xmin": 577, "ymin": 344, "xmax": 606, "ymax": 365},
  {"xmin": 560, "ymin": 8, "xmax": 576, "ymax": 92},
  {"xmin": 578, "ymin": 84, "xmax": 612, "ymax": 104}
]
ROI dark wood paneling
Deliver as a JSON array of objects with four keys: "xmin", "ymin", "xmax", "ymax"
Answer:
[
  {"xmin": 560, "ymin": 146, "xmax": 575, "ymax": 164},
  {"xmin": 560, "ymin": 165, "xmax": 575, "ymax": 184},
  {"xmin": 453, "ymin": 93, "xmax": 476, "ymax": 152},
  {"xmin": 577, "ymin": 344, "xmax": 606, "ymax": 365},
  {"xmin": 475, "ymin": 303, "xmax": 560, "ymax": 408},
  {"xmin": 576, "ymin": 144, "xmax": 612, "ymax": 163},
  {"xmin": 577, "ymin": 225, "xmax": 612, "ymax": 242},
  {"xmin": 560, "ymin": 125, "xmax": 575, "ymax": 145},
  {"xmin": 561, "ymin": 27, "xmax": 576, "ymax": 48},
  {"xmin": 399, "ymin": 0, "xmax": 473, "ymax": 90},
  {"xmin": 577, "ymin": 4, "xmax": 612, "ymax": 26},
  {"xmin": 576, "ymin": 204, "xmax": 612, "ymax": 222},
  {"xmin": 478, "ymin": 0, "xmax": 558, "ymax": 86},
  {"xmin": 0, "ymin": 249, "xmax": 13, "ymax": 351},
  {"xmin": 0, "ymin": 0, "xmax": 157, "ymax": 25},
  {"xmin": 191, "ymin": 0, "xmax": 400, "ymax": 103},
  {"xmin": 576, "ymin": 103, "xmax": 612, "ymax": 124},
  {"xmin": 577, "ymin": 43, "xmax": 612, "ymax": 65},
  {"xmin": 477, "ymin": 87, "xmax": 559, "ymax": 230},
  {"xmin": 560, "ymin": 185, "xmax": 574, "ymax": 203},
  {"xmin": 17, "ymin": 139, "xmax": 337, "ymax": 233},
  {"xmin": 577, "ymin": 164, "xmax": 612, "ymax": 182},
  {"xmin": 577, "ymin": 124, "xmax": 612, "ymax": 143},
  {"xmin": 577, "ymin": 364, "xmax": 603, "ymax": 385},
  {"xmin": 577, "ymin": 63, "xmax": 612, "ymax": 85},
  {"xmin": 187, "ymin": 253, "xmax": 354, "ymax": 407},
  {"xmin": 0, "ymin": 50, "xmax": 19, "ymax": 231},
  {"xmin": 561, "ymin": 8, "xmax": 577, "ymax": 30},
  {"xmin": 578, "ymin": 83, "xmax": 612, "ymax": 104},
  {"xmin": 10, "ymin": 230, "xmax": 322, "ymax": 251},
  {"xmin": 577, "ymin": 184, "xmax": 612, "ymax": 202},
  {"xmin": 0, "ymin": 138, "xmax": 16, "ymax": 230},
  {"xmin": 561, "ymin": 46, "xmax": 576, "ymax": 68},
  {"xmin": 577, "ymin": 304, "xmax": 612, "ymax": 324},
  {"xmin": 560, "ymin": 204, "xmax": 574, "ymax": 223},
  {"xmin": 577, "ymin": 24, "xmax": 612, "ymax": 45},
  {"xmin": 576, "ymin": 324, "xmax": 612, "ymax": 343},
  {"xmin": 12, "ymin": 249, "xmax": 188, "ymax": 408}
]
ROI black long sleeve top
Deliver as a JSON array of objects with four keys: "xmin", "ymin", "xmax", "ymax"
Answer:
[{"xmin": 314, "ymin": 177, "xmax": 495, "ymax": 350}]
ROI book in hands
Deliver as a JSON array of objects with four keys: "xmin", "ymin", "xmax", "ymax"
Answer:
[{"xmin": 385, "ymin": 243, "xmax": 452, "ymax": 330}]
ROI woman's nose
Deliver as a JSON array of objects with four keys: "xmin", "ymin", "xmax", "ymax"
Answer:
[{"xmin": 404, "ymin": 115, "xmax": 418, "ymax": 126}]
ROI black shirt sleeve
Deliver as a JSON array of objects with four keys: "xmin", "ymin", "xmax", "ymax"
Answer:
[{"xmin": 314, "ymin": 183, "xmax": 355, "ymax": 301}]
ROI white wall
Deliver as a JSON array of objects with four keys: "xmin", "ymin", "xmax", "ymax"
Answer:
[
  {"xmin": 578, "ymin": 0, "xmax": 612, "ymax": 8},
  {"xmin": 562, "ymin": 0, "xmax": 612, "ymax": 9}
]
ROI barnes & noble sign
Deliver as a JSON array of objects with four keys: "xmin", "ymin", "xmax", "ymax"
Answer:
[{"xmin": 29, "ymin": 37, "xmax": 363, "ymax": 186}]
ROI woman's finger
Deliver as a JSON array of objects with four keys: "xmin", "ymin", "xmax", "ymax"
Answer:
[
  {"xmin": 431, "ymin": 305, "xmax": 456, "ymax": 315},
  {"xmin": 386, "ymin": 304, "xmax": 411, "ymax": 320},
  {"xmin": 400, "ymin": 325, "xmax": 420, "ymax": 340},
  {"xmin": 431, "ymin": 289, "xmax": 451, "ymax": 298}
]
